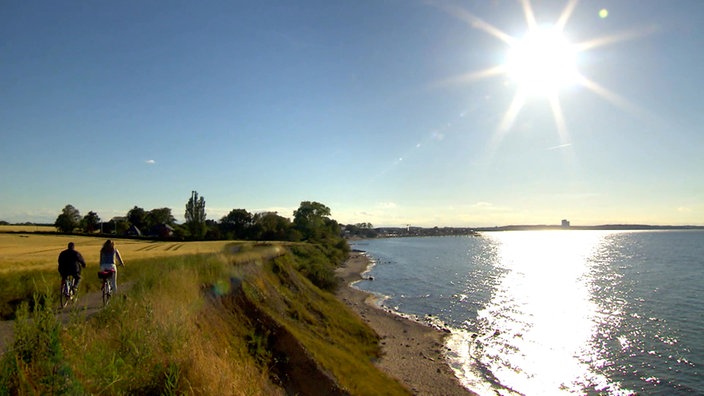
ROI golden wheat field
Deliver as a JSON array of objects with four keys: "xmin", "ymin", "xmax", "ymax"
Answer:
[
  {"xmin": 0, "ymin": 232, "xmax": 233, "ymax": 273},
  {"xmin": 0, "ymin": 225, "xmax": 56, "ymax": 233}
]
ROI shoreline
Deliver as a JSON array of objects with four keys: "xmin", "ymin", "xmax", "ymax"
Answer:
[{"xmin": 335, "ymin": 251, "xmax": 476, "ymax": 396}]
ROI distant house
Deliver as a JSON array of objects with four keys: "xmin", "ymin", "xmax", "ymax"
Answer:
[
  {"xmin": 126, "ymin": 225, "xmax": 142, "ymax": 237},
  {"xmin": 561, "ymin": 219, "xmax": 571, "ymax": 228}
]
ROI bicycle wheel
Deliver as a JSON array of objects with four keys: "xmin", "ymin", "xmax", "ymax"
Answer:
[
  {"xmin": 60, "ymin": 279, "xmax": 68, "ymax": 308},
  {"xmin": 60, "ymin": 276, "xmax": 73, "ymax": 308},
  {"xmin": 102, "ymin": 280, "xmax": 111, "ymax": 306}
]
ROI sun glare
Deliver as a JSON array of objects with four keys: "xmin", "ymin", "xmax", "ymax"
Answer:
[
  {"xmin": 435, "ymin": 0, "xmax": 647, "ymax": 147},
  {"xmin": 506, "ymin": 27, "xmax": 579, "ymax": 96}
]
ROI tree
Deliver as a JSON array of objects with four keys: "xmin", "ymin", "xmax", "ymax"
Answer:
[
  {"xmin": 145, "ymin": 208, "xmax": 175, "ymax": 229},
  {"xmin": 344, "ymin": 222, "xmax": 377, "ymax": 238},
  {"xmin": 55, "ymin": 205, "xmax": 81, "ymax": 233},
  {"xmin": 127, "ymin": 206, "xmax": 147, "ymax": 230},
  {"xmin": 205, "ymin": 219, "xmax": 221, "ymax": 240},
  {"xmin": 252, "ymin": 212, "xmax": 292, "ymax": 241},
  {"xmin": 106, "ymin": 217, "xmax": 130, "ymax": 235},
  {"xmin": 185, "ymin": 191, "xmax": 207, "ymax": 240},
  {"xmin": 293, "ymin": 201, "xmax": 333, "ymax": 241},
  {"xmin": 81, "ymin": 211, "xmax": 101, "ymax": 233},
  {"xmin": 220, "ymin": 208, "xmax": 253, "ymax": 240}
]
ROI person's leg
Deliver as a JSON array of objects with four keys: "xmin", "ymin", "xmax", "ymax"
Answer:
[
  {"xmin": 73, "ymin": 271, "xmax": 81, "ymax": 289},
  {"xmin": 110, "ymin": 270, "xmax": 117, "ymax": 293}
]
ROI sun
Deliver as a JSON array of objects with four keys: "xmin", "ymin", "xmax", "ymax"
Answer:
[
  {"xmin": 434, "ymin": 0, "xmax": 646, "ymax": 145},
  {"xmin": 505, "ymin": 27, "xmax": 579, "ymax": 97}
]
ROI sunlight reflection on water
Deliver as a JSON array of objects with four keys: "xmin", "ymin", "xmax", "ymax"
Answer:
[
  {"xmin": 454, "ymin": 231, "xmax": 627, "ymax": 395},
  {"xmin": 354, "ymin": 231, "xmax": 704, "ymax": 395}
]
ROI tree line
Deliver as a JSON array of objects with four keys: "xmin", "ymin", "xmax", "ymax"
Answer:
[{"xmin": 52, "ymin": 191, "xmax": 345, "ymax": 243}]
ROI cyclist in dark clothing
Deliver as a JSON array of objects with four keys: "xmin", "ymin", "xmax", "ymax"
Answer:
[{"xmin": 58, "ymin": 242, "xmax": 87, "ymax": 290}]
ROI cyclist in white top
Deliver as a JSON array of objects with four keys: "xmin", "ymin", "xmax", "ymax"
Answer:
[{"xmin": 99, "ymin": 239, "xmax": 125, "ymax": 292}]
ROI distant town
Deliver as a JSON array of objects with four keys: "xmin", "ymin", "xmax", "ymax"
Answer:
[{"xmin": 344, "ymin": 220, "xmax": 704, "ymax": 239}]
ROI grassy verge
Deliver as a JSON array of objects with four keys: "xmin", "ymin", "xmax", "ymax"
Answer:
[
  {"xmin": 0, "ymin": 242, "xmax": 410, "ymax": 395},
  {"xmin": 1, "ymin": 251, "xmax": 278, "ymax": 394},
  {"xmin": 241, "ymin": 250, "xmax": 408, "ymax": 395}
]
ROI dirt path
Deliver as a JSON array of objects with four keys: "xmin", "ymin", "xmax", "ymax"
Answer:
[
  {"xmin": 0, "ymin": 320, "xmax": 13, "ymax": 354},
  {"xmin": 0, "ymin": 282, "xmax": 132, "ymax": 355}
]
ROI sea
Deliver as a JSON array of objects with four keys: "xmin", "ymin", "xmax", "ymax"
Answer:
[{"xmin": 350, "ymin": 230, "xmax": 704, "ymax": 395}]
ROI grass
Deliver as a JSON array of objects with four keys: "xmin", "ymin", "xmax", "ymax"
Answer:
[
  {"xmin": 2, "ymin": 253, "xmax": 281, "ymax": 395},
  {"xmin": 239, "ymin": 248, "xmax": 409, "ymax": 395},
  {"xmin": 0, "ymin": 237, "xmax": 411, "ymax": 395},
  {"xmin": 61, "ymin": 254, "xmax": 278, "ymax": 395}
]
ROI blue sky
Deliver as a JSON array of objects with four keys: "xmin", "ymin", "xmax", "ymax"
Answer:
[{"xmin": 1, "ymin": 0, "xmax": 703, "ymax": 227}]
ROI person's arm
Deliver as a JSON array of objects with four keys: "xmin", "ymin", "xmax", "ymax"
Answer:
[
  {"xmin": 115, "ymin": 249, "xmax": 125, "ymax": 267},
  {"xmin": 77, "ymin": 252, "xmax": 86, "ymax": 268}
]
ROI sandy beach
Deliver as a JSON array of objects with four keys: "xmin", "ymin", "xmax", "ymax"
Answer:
[{"xmin": 335, "ymin": 251, "xmax": 476, "ymax": 396}]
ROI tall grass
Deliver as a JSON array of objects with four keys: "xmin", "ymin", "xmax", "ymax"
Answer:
[
  {"xmin": 61, "ymin": 254, "xmax": 278, "ymax": 395},
  {"xmin": 1, "ymin": 253, "xmax": 279, "ymax": 394},
  {"xmin": 0, "ymin": 270, "xmax": 54, "ymax": 319},
  {"xmin": 0, "ymin": 292, "xmax": 82, "ymax": 395},
  {"xmin": 240, "ymin": 248, "xmax": 410, "ymax": 395},
  {"xmin": 1, "ymin": 243, "xmax": 410, "ymax": 395}
]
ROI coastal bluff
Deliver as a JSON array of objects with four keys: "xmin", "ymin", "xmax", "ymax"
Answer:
[{"xmin": 1, "ymin": 241, "xmax": 473, "ymax": 395}]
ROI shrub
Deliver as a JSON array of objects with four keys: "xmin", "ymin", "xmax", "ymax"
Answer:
[
  {"xmin": 288, "ymin": 244, "xmax": 339, "ymax": 292},
  {"xmin": 0, "ymin": 292, "xmax": 81, "ymax": 395}
]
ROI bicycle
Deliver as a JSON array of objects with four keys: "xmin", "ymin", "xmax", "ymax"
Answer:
[
  {"xmin": 60, "ymin": 275, "xmax": 76, "ymax": 308},
  {"xmin": 98, "ymin": 269, "xmax": 116, "ymax": 306}
]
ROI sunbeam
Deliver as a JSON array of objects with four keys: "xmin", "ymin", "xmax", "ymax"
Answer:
[
  {"xmin": 519, "ymin": 0, "xmax": 538, "ymax": 29},
  {"xmin": 434, "ymin": 65, "xmax": 507, "ymax": 87},
  {"xmin": 556, "ymin": 0, "xmax": 579, "ymax": 30},
  {"xmin": 431, "ymin": 0, "xmax": 650, "ymax": 153},
  {"xmin": 578, "ymin": 76, "xmax": 645, "ymax": 118},
  {"xmin": 432, "ymin": 1, "xmax": 515, "ymax": 45},
  {"xmin": 575, "ymin": 25, "xmax": 659, "ymax": 52},
  {"xmin": 549, "ymin": 94, "xmax": 570, "ymax": 144},
  {"xmin": 497, "ymin": 93, "xmax": 526, "ymax": 140}
]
